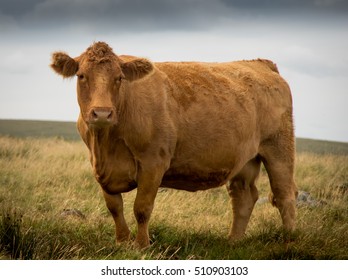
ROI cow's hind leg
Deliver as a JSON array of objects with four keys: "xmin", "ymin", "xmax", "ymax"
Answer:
[
  {"xmin": 259, "ymin": 131, "xmax": 298, "ymax": 233},
  {"xmin": 103, "ymin": 191, "xmax": 131, "ymax": 244},
  {"xmin": 227, "ymin": 157, "xmax": 261, "ymax": 240}
]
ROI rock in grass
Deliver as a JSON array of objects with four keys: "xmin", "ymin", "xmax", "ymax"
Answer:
[
  {"xmin": 337, "ymin": 182, "xmax": 348, "ymax": 195},
  {"xmin": 60, "ymin": 208, "xmax": 86, "ymax": 219},
  {"xmin": 296, "ymin": 191, "xmax": 326, "ymax": 207},
  {"xmin": 256, "ymin": 197, "xmax": 269, "ymax": 205},
  {"xmin": 256, "ymin": 190, "xmax": 326, "ymax": 207}
]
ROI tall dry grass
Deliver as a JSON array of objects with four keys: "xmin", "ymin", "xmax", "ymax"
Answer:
[{"xmin": 0, "ymin": 136, "xmax": 347, "ymax": 259}]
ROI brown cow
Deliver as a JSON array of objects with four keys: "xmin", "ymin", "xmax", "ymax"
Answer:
[{"xmin": 51, "ymin": 42, "xmax": 297, "ymax": 249}]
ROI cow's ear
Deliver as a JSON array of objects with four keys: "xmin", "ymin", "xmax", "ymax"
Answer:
[
  {"xmin": 50, "ymin": 52, "xmax": 78, "ymax": 78},
  {"xmin": 121, "ymin": 58, "xmax": 153, "ymax": 82}
]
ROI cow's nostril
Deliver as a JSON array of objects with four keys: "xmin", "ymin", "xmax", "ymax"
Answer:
[{"xmin": 90, "ymin": 108, "xmax": 115, "ymax": 124}]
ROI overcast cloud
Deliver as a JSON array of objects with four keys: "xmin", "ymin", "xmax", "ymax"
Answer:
[
  {"xmin": 2, "ymin": 0, "xmax": 348, "ymax": 33},
  {"xmin": 0, "ymin": 0, "xmax": 347, "ymax": 141}
]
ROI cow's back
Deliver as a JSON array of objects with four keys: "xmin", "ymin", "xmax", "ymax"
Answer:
[{"xmin": 155, "ymin": 59, "xmax": 291, "ymax": 140}]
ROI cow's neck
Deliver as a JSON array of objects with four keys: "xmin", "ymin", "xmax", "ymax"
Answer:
[
  {"xmin": 85, "ymin": 125, "xmax": 139, "ymax": 193},
  {"xmin": 88, "ymin": 127, "xmax": 113, "ymax": 178}
]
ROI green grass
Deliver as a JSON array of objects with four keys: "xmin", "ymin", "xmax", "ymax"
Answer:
[{"xmin": 0, "ymin": 120, "xmax": 347, "ymax": 259}]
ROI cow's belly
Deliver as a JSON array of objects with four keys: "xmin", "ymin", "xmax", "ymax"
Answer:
[
  {"xmin": 161, "ymin": 148, "xmax": 236, "ymax": 191},
  {"xmin": 161, "ymin": 169, "xmax": 231, "ymax": 191},
  {"xmin": 161, "ymin": 135, "xmax": 259, "ymax": 191}
]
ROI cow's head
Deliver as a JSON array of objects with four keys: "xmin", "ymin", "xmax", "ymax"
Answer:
[{"xmin": 50, "ymin": 42, "xmax": 153, "ymax": 127}]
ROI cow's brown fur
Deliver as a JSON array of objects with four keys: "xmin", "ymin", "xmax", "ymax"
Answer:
[{"xmin": 51, "ymin": 42, "xmax": 298, "ymax": 248}]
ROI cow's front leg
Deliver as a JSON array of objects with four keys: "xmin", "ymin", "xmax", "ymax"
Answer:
[
  {"xmin": 102, "ymin": 191, "xmax": 130, "ymax": 244},
  {"xmin": 133, "ymin": 165, "xmax": 163, "ymax": 249}
]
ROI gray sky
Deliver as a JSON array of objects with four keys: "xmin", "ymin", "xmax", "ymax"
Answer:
[{"xmin": 1, "ymin": 0, "xmax": 347, "ymax": 142}]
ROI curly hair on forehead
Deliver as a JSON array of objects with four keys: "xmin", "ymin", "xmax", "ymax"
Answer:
[{"xmin": 84, "ymin": 41, "xmax": 119, "ymax": 64}]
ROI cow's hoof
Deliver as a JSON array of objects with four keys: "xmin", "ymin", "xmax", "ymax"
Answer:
[
  {"xmin": 228, "ymin": 233, "xmax": 245, "ymax": 243},
  {"xmin": 134, "ymin": 238, "xmax": 151, "ymax": 250},
  {"xmin": 116, "ymin": 236, "xmax": 131, "ymax": 245},
  {"xmin": 116, "ymin": 229, "xmax": 131, "ymax": 244}
]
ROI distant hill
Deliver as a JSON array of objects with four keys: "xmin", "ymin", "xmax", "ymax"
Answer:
[
  {"xmin": 296, "ymin": 138, "xmax": 348, "ymax": 156},
  {"xmin": 0, "ymin": 119, "xmax": 80, "ymax": 141},
  {"xmin": 1, "ymin": 119, "xmax": 347, "ymax": 155}
]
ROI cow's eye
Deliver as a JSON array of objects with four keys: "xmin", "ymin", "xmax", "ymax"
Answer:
[
  {"xmin": 115, "ymin": 76, "xmax": 123, "ymax": 84},
  {"xmin": 77, "ymin": 74, "xmax": 86, "ymax": 81}
]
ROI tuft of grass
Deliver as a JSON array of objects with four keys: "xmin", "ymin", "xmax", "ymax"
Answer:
[{"xmin": 0, "ymin": 208, "xmax": 37, "ymax": 259}]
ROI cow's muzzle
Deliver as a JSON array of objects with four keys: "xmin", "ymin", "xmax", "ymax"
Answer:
[{"xmin": 87, "ymin": 107, "xmax": 117, "ymax": 126}]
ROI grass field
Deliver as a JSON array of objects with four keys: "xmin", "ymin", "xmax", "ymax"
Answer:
[{"xmin": 0, "ymin": 120, "xmax": 347, "ymax": 259}]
